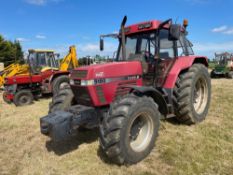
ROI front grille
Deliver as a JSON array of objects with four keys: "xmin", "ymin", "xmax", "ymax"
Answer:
[
  {"xmin": 74, "ymin": 79, "xmax": 81, "ymax": 86},
  {"xmin": 96, "ymin": 86, "xmax": 106, "ymax": 103},
  {"xmin": 72, "ymin": 87, "xmax": 92, "ymax": 106},
  {"xmin": 71, "ymin": 70, "xmax": 88, "ymax": 79},
  {"xmin": 115, "ymin": 80, "xmax": 137, "ymax": 99}
]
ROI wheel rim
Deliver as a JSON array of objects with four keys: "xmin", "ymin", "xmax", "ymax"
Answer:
[
  {"xmin": 193, "ymin": 77, "xmax": 208, "ymax": 114},
  {"xmin": 19, "ymin": 95, "xmax": 31, "ymax": 105},
  {"xmin": 59, "ymin": 82, "xmax": 69, "ymax": 89},
  {"xmin": 129, "ymin": 112, "xmax": 154, "ymax": 152}
]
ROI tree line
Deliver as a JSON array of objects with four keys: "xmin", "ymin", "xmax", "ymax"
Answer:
[{"xmin": 0, "ymin": 35, "xmax": 24, "ymax": 67}]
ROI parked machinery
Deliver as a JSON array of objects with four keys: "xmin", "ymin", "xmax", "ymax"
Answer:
[
  {"xmin": 3, "ymin": 46, "xmax": 79, "ymax": 106},
  {"xmin": 211, "ymin": 52, "xmax": 233, "ymax": 78},
  {"xmin": 40, "ymin": 17, "xmax": 211, "ymax": 165},
  {"xmin": 0, "ymin": 63, "xmax": 29, "ymax": 88}
]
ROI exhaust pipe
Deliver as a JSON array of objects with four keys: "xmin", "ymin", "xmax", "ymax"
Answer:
[{"xmin": 120, "ymin": 16, "xmax": 127, "ymax": 61}]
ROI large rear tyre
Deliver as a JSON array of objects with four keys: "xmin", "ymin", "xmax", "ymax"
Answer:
[
  {"xmin": 99, "ymin": 94, "xmax": 160, "ymax": 165},
  {"xmin": 13, "ymin": 90, "xmax": 33, "ymax": 106},
  {"xmin": 49, "ymin": 86, "xmax": 76, "ymax": 113},
  {"xmin": 52, "ymin": 75, "xmax": 70, "ymax": 96},
  {"xmin": 173, "ymin": 64, "xmax": 211, "ymax": 124}
]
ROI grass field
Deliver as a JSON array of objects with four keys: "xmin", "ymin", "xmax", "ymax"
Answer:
[{"xmin": 0, "ymin": 79, "xmax": 233, "ymax": 175}]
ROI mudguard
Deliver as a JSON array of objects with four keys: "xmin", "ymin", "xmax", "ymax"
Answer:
[
  {"xmin": 126, "ymin": 85, "xmax": 168, "ymax": 117},
  {"xmin": 163, "ymin": 56, "xmax": 208, "ymax": 89}
]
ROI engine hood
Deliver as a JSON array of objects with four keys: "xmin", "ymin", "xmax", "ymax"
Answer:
[{"xmin": 72, "ymin": 61, "xmax": 143, "ymax": 79}]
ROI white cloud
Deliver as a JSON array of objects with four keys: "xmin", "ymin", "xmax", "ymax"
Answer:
[
  {"xmin": 49, "ymin": 42, "xmax": 118, "ymax": 58},
  {"xmin": 79, "ymin": 43, "xmax": 99, "ymax": 52},
  {"xmin": 212, "ymin": 25, "xmax": 228, "ymax": 33},
  {"xmin": 223, "ymin": 29, "xmax": 233, "ymax": 35},
  {"xmin": 35, "ymin": 34, "xmax": 46, "ymax": 39},
  {"xmin": 78, "ymin": 42, "xmax": 118, "ymax": 54},
  {"xmin": 193, "ymin": 41, "xmax": 233, "ymax": 57},
  {"xmin": 16, "ymin": 37, "xmax": 30, "ymax": 42},
  {"xmin": 212, "ymin": 25, "xmax": 233, "ymax": 35}
]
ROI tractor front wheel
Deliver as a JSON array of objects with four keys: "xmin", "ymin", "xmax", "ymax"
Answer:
[
  {"xmin": 99, "ymin": 94, "xmax": 160, "ymax": 165},
  {"xmin": 49, "ymin": 86, "xmax": 76, "ymax": 113},
  {"xmin": 13, "ymin": 90, "xmax": 34, "ymax": 106},
  {"xmin": 173, "ymin": 64, "xmax": 211, "ymax": 124},
  {"xmin": 52, "ymin": 75, "xmax": 70, "ymax": 96}
]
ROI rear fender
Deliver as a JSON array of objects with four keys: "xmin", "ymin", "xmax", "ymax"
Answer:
[
  {"xmin": 163, "ymin": 56, "xmax": 208, "ymax": 89},
  {"xmin": 126, "ymin": 86, "xmax": 168, "ymax": 117}
]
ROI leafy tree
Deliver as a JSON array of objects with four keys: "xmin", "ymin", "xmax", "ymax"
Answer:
[{"xmin": 0, "ymin": 35, "xmax": 24, "ymax": 66}]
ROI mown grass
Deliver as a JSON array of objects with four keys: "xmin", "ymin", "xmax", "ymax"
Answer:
[{"xmin": 0, "ymin": 79, "xmax": 232, "ymax": 175}]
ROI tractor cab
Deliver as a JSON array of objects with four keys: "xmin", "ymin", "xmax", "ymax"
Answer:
[
  {"xmin": 215, "ymin": 52, "xmax": 233, "ymax": 67},
  {"xmin": 211, "ymin": 52, "xmax": 233, "ymax": 78},
  {"xmin": 28, "ymin": 49, "xmax": 59, "ymax": 74},
  {"xmin": 100, "ymin": 18, "xmax": 194, "ymax": 87}
]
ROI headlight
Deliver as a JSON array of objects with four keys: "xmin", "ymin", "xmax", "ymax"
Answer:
[
  {"xmin": 70, "ymin": 79, "xmax": 105, "ymax": 86},
  {"xmin": 70, "ymin": 79, "xmax": 75, "ymax": 85},
  {"xmin": 81, "ymin": 80, "xmax": 94, "ymax": 86}
]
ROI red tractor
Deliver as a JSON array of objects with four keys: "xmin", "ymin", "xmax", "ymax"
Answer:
[{"xmin": 40, "ymin": 17, "xmax": 211, "ymax": 165}]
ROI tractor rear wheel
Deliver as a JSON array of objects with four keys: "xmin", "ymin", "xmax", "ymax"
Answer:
[
  {"xmin": 49, "ymin": 86, "xmax": 76, "ymax": 113},
  {"xmin": 13, "ymin": 90, "xmax": 34, "ymax": 106},
  {"xmin": 173, "ymin": 64, "xmax": 211, "ymax": 124},
  {"xmin": 99, "ymin": 94, "xmax": 160, "ymax": 165},
  {"xmin": 52, "ymin": 75, "xmax": 70, "ymax": 96}
]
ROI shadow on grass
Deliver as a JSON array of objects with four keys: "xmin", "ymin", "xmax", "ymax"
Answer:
[
  {"xmin": 97, "ymin": 147, "xmax": 113, "ymax": 164},
  {"xmin": 45, "ymin": 128, "xmax": 99, "ymax": 156},
  {"xmin": 97, "ymin": 146, "xmax": 122, "ymax": 165},
  {"xmin": 35, "ymin": 93, "xmax": 52, "ymax": 101},
  {"xmin": 165, "ymin": 117, "xmax": 181, "ymax": 125}
]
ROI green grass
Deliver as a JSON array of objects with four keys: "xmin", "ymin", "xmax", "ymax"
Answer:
[{"xmin": 0, "ymin": 79, "xmax": 233, "ymax": 175}]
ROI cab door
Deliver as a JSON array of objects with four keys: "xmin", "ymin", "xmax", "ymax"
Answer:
[{"xmin": 155, "ymin": 29, "xmax": 177, "ymax": 87}]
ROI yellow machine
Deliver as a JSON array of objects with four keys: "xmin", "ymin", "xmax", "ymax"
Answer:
[
  {"xmin": 0, "ymin": 63, "xmax": 29, "ymax": 88},
  {"xmin": 59, "ymin": 45, "xmax": 79, "ymax": 71},
  {"xmin": 0, "ymin": 46, "xmax": 79, "ymax": 89}
]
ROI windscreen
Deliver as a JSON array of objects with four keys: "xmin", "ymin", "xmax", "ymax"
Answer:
[{"xmin": 117, "ymin": 32, "xmax": 156, "ymax": 61}]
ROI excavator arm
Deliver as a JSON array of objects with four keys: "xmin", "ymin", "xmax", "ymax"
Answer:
[
  {"xmin": 59, "ymin": 46, "xmax": 79, "ymax": 71},
  {"xmin": 0, "ymin": 63, "xmax": 29, "ymax": 87}
]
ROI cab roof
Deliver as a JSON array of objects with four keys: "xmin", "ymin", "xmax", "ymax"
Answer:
[{"xmin": 124, "ymin": 20, "xmax": 183, "ymax": 35}]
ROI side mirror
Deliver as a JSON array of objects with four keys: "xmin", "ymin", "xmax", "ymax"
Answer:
[
  {"xmin": 169, "ymin": 24, "xmax": 181, "ymax": 41},
  {"xmin": 100, "ymin": 38, "xmax": 104, "ymax": 51}
]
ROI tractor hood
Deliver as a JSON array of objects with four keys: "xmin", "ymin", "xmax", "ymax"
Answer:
[{"xmin": 71, "ymin": 61, "xmax": 143, "ymax": 80}]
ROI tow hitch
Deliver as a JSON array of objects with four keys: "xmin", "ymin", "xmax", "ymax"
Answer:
[{"xmin": 40, "ymin": 105, "xmax": 98, "ymax": 141}]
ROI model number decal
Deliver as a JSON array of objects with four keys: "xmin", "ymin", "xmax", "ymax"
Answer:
[{"xmin": 96, "ymin": 72, "xmax": 104, "ymax": 77}]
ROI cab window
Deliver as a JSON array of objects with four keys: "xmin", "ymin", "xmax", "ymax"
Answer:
[{"xmin": 159, "ymin": 29, "xmax": 175, "ymax": 58}]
